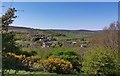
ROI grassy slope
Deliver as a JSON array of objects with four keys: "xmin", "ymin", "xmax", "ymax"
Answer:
[{"xmin": 10, "ymin": 26, "xmax": 98, "ymax": 59}]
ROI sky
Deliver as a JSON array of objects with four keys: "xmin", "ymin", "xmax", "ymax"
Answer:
[
  {"xmin": 2, "ymin": 0, "xmax": 120, "ymax": 2},
  {"xmin": 2, "ymin": 2, "xmax": 118, "ymax": 30}
]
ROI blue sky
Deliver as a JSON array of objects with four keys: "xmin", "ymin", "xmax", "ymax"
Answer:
[
  {"xmin": 2, "ymin": 2, "xmax": 118, "ymax": 30},
  {"xmin": 2, "ymin": 0, "xmax": 120, "ymax": 2}
]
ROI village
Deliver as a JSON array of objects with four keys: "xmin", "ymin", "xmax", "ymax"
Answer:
[{"xmin": 26, "ymin": 33, "xmax": 89, "ymax": 48}]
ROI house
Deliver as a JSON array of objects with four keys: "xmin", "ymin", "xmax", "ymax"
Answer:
[
  {"xmin": 81, "ymin": 44, "xmax": 87, "ymax": 48},
  {"xmin": 31, "ymin": 34, "xmax": 46, "ymax": 42},
  {"xmin": 80, "ymin": 41, "xmax": 89, "ymax": 48},
  {"xmin": 42, "ymin": 42, "xmax": 52, "ymax": 48},
  {"xmin": 71, "ymin": 41, "xmax": 77, "ymax": 44},
  {"xmin": 66, "ymin": 41, "xmax": 77, "ymax": 45}
]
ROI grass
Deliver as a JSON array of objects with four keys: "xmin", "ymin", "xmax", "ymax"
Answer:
[
  {"xmin": 4, "ymin": 69, "xmax": 56, "ymax": 75},
  {"xmin": 3, "ymin": 70, "xmax": 83, "ymax": 76},
  {"xmin": 17, "ymin": 29, "xmax": 94, "ymax": 60},
  {"xmin": 21, "ymin": 45, "xmax": 87, "ymax": 60}
]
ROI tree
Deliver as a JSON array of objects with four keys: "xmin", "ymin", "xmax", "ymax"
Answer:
[
  {"xmin": 91, "ymin": 22, "xmax": 120, "ymax": 51},
  {"xmin": 1, "ymin": 8, "xmax": 40, "ymax": 75},
  {"xmin": 82, "ymin": 48, "xmax": 118, "ymax": 75},
  {"xmin": 2, "ymin": 8, "xmax": 17, "ymax": 31},
  {"xmin": 1, "ymin": 8, "xmax": 21, "ymax": 74},
  {"xmin": 2, "ymin": 8, "xmax": 20, "ymax": 54}
]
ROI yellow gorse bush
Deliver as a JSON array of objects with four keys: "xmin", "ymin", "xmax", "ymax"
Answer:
[
  {"xmin": 7, "ymin": 52, "xmax": 26, "ymax": 59},
  {"xmin": 7, "ymin": 52, "xmax": 40, "ymax": 60},
  {"xmin": 6, "ymin": 52, "xmax": 40, "ymax": 70},
  {"xmin": 39, "ymin": 57, "xmax": 73, "ymax": 74}
]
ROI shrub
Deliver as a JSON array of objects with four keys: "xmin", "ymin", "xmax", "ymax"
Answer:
[
  {"xmin": 3, "ymin": 52, "xmax": 40, "ymax": 71},
  {"xmin": 47, "ymin": 50, "xmax": 82, "ymax": 73},
  {"xmin": 82, "ymin": 48, "xmax": 118, "ymax": 75},
  {"xmin": 39, "ymin": 57, "xmax": 73, "ymax": 74}
]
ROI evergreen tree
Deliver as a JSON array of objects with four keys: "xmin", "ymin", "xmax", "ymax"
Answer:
[
  {"xmin": 1, "ymin": 8, "xmax": 21, "ymax": 74},
  {"xmin": 2, "ymin": 8, "xmax": 20, "ymax": 54}
]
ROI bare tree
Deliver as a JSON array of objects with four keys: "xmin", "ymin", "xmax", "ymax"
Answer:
[{"xmin": 91, "ymin": 22, "xmax": 120, "ymax": 51}]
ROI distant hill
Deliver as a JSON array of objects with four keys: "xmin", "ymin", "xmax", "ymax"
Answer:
[
  {"xmin": 8, "ymin": 26, "xmax": 33, "ymax": 30},
  {"xmin": 45, "ymin": 29, "xmax": 100, "ymax": 33},
  {"xmin": 8, "ymin": 26, "xmax": 101, "ymax": 33}
]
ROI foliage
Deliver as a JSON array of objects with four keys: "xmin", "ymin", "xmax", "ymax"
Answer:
[
  {"xmin": 2, "ymin": 8, "xmax": 17, "ymax": 31},
  {"xmin": 3, "ymin": 52, "xmax": 25, "ymax": 70},
  {"xmin": 38, "ymin": 57, "xmax": 73, "ymax": 74},
  {"xmin": 51, "ymin": 32, "xmax": 66, "ymax": 37},
  {"xmin": 20, "ymin": 51, "xmax": 37, "ymax": 57},
  {"xmin": 91, "ymin": 22, "xmax": 120, "ymax": 51},
  {"xmin": 2, "ymin": 8, "xmax": 20, "ymax": 54},
  {"xmin": 82, "ymin": 48, "xmax": 118, "ymax": 75},
  {"xmin": 3, "ymin": 52, "xmax": 40, "ymax": 72},
  {"xmin": 47, "ymin": 50, "xmax": 82, "ymax": 73},
  {"xmin": 1, "ymin": 8, "xmax": 38, "ymax": 73},
  {"xmin": 2, "ymin": 31, "xmax": 20, "ymax": 53},
  {"xmin": 1, "ymin": 8, "xmax": 21, "ymax": 73}
]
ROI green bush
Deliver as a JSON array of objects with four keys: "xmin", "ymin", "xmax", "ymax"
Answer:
[
  {"xmin": 47, "ymin": 50, "xmax": 82, "ymax": 73},
  {"xmin": 82, "ymin": 48, "xmax": 118, "ymax": 75}
]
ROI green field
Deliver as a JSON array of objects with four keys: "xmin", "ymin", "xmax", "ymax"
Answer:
[{"xmin": 12, "ymin": 27, "xmax": 96, "ymax": 59}]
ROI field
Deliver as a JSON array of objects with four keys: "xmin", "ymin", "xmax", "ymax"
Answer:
[
  {"xmin": 11, "ymin": 26, "xmax": 97, "ymax": 59},
  {"xmin": 2, "ymin": 26, "xmax": 98, "ymax": 74}
]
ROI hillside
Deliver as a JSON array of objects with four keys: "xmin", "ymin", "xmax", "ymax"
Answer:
[
  {"xmin": 7, "ymin": 26, "xmax": 98, "ymax": 53},
  {"xmin": 8, "ymin": 26, "xmax": 100, "ymax": 33}
]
